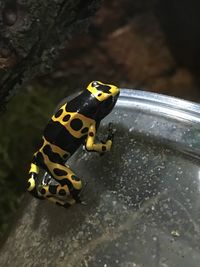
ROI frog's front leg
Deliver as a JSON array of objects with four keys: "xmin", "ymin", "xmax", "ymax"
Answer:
[{"xmin": 85, "ymin": 123, "xmax": 114, "ymax": 153}]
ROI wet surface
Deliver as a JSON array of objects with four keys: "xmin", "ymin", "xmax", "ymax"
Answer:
[{"xmin": 0, "ymin": 90, "xmax": 200, "ymax": 267}]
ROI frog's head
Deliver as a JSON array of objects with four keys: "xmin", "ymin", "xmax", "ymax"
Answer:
[{"xmin": 87, "ymin": 81, "xmax": 120, "ymax": 120}]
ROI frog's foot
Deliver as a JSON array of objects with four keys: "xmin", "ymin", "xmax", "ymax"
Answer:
[
  {"xmin": 99, "ymin": 122, "xmax": 116, "ymax": 156},
  {"xmin": 27, "ymin": 181, "xmax": 45, "ymax": 200},
  {"xmin": 48, "ymin": 192, "xmax": 85, "ymax": 208},
  {"xmin": 27, "ymin": 176, "xmax": 45, "ymax": 200},
  {"xmin": 47, "ymin": 196, "xmax": 76, "ymax": 208},
  {"xmin": 106, "ymin": 122, "xmax": 115, "ymax": 142}
]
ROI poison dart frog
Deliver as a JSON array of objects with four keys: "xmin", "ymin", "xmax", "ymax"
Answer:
[{"xmin": 27, "ymin": 81, "xmax": 120, "ymax": 208}]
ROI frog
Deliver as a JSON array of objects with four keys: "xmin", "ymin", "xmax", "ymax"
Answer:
[{"xmin": 27, "ymin": 81, "xmax": 120, "ymax": 208}]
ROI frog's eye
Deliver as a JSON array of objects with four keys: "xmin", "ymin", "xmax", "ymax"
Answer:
[{"xmin": 92, "ymin": 81, "xmax": 99, "ymax": 87}]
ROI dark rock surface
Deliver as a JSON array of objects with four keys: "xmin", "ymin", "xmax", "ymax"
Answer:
[{"xmin": 0, "ymin": 0, "xmax": 101, "ymax": 109}]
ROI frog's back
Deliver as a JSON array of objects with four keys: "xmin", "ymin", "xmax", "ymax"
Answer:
[{"xmin": 43, "ymin": 91, "xmax": 96, "ymax": 156}]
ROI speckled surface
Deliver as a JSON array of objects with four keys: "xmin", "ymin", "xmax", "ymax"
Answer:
[{"xmin": 0, "ymin": 90, "xmax": 200, "ymax": 267}]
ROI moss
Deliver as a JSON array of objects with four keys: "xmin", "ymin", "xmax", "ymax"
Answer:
[{"xmin": 0, "ymin": 83, "xmax": 68, "ymax": 237}]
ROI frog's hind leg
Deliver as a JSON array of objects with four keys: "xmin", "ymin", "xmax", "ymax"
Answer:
[
  {"xmin": 39, "ymin": 162, "xmax": 83, "ymax": 205},
  {"xmin": 39, "ymin": 184, "xmax": 78, "ymax": 206},
  {"xmin": 38, "ymin": 184, "xmax": 77, "ymax": 208}
]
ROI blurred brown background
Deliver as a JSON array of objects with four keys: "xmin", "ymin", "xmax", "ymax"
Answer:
[{"xmin": 40, "ymin": 0, "xmax": 200, "ymax": 102}]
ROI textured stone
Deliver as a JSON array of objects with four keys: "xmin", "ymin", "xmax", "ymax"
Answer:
[{"xmin": 0, "ymin": 0, "xmax": 102, "ymax": 108}]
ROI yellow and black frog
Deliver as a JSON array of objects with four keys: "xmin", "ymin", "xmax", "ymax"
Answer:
[{"xmin": 27, "ymin": 81, "xmax": 120, "ymax": 208}]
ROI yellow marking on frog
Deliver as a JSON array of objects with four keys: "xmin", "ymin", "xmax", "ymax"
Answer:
[
  {"xmin": 48, "ymin": 196, "xmax": 76, "ymax": 206},
  {"xmin": 57, "ymin": 184, "xmax": 70, "ymax": 195},
  {"xmin": 41, "ymin": 151, "xmax": 82, "ymax": 190},
  {"xmin": 40, "ymin": 137, "xmax": 70, "ymax": 158},
  {"xmin": 27, "ymin": 177, "xmax": 36, "ymax": 191},
  {"xmin": 52, "ymin": 111, "xmax": 95, "ymax": 139},
  {"xmin": 41, "ymin": 185, "xmax": 70, "ymax": 197},
  {"xmin": 87, "ymin": 81, "xmax": 119, "ymax": 101},
  {"xmin": 29, "ymin": 163, "xmax": 39, "ymax": 174},
  {"xmin": 86, "ymin": 124, "xmax": 112, "ymax": 152}
]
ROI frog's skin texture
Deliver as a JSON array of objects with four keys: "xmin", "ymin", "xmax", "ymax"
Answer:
[{"xmin": 27, "ymin": 81, "xmax": 120, "ymax": 208}]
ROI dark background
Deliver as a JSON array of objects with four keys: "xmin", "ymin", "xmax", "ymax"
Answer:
[{"xmin": 1, "ymin": 0, "xmax": 200, "ymax": 238}]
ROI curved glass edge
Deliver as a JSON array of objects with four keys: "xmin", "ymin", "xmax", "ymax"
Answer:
[
  {"xmin": 113, "ymin": 89, "xmax": 200, "ymax": 160},
  {"xmin": 118, "ymin": 89, "xmax": 200, "ymax": 124}
]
